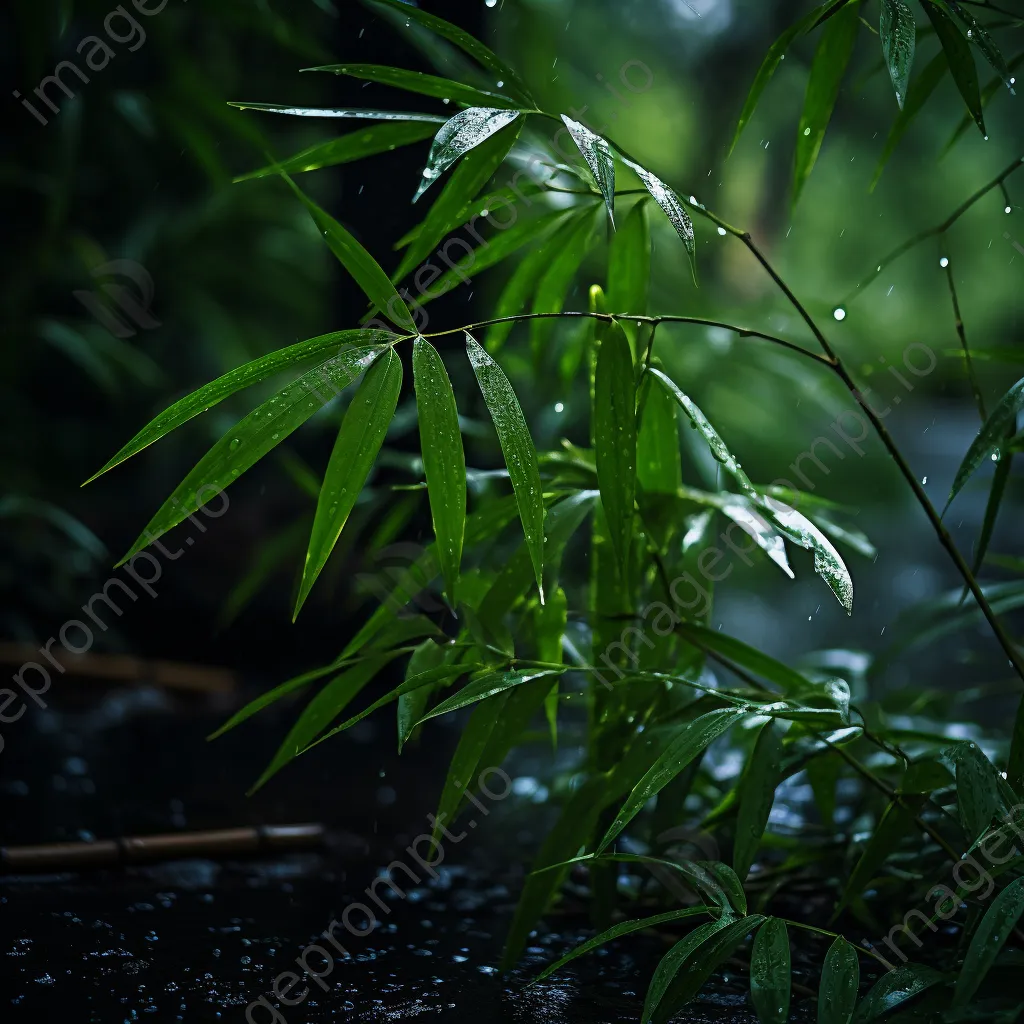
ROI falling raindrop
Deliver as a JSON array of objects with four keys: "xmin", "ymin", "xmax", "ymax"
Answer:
[
  {"xmin": 922, "ymin": 476, "xmax": 928, "ymax": 485},
  {"xmin": 833, "ymin": 307, "xmax": 846, "ymax": 321},
  {"xmin": 485, "ymin": 0, "xmax": 497, "ymax": 6},
  {"xmin": 554, "ymin": 402, "xmax": 564, "ymax": 413},
  {"xmin": 1006, "ymin": 206, "xmax": 1013, "ymax": 214},
  {"xmin": 939, "ymin": 257, "xmax": 949, "ymax": 268}
]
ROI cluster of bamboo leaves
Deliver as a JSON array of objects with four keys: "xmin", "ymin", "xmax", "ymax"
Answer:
[{"xmin": 86, "ymin": 1, "xmax": 1024, "ymax": 1019}]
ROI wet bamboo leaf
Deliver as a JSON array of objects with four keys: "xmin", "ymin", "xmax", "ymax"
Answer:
[
  {"xmin": 750, "ymin": 917, "xmax": 791, "ymax": 1024},
  {"xmin": 643, "ymin": 918, "xmax": 735, "ymax": 1024},
  {"xmin": 86, "ymin": 330, "xmax": 398, "ymax": 484},
  {"xmin": 398, "ymin": 640, "xmax": 452, "ymax": 751},
  {"xmin": 305, "ymin": 63, "xmax": 519, "ymax": 109},
  {"xmin": 413, "ymin": 339, "xmax": 466, "ymax": 605},
  {"xmin": 623, "ymin": 159, "xmax": 696, "ymax": 280},
  {"xmin": 852, "ymin": 964, "xmax": 943, "ymax": 1022},
  {"xmin": 952, "ymin": 741, "xmax": 1001, "ymax": 843},
  {"xmin": 819, "ymin": 937, "xmax": 860, "ymax": 1024},
  {"xmin": 793, "ymin": 0, "xmax": 861, "ymax": 206},
  {"xmin": 721, "ymin": 499, "xmax": 794, "ymax": 579},
  {"xmin": 734, "ymin": 722, "xmax": 785, "ymax": 879},
  {"xmin": 943, "ymin": 52, "xmax": 1024, "ymax": 152},
  {"xmin": 417, "ymin": 668, "xmax": 562, "ymax": 724},
  {"xmin": 599, "ymin": 709, "xmax": 748, "ymax": 852},
  {"xmin": 229, "ymin": 101, "xmax": 447, "ymax": 122},
  {"xmin": 560, "ymin": 115, "xmax": 616, "ymax": 225},
  {"xmin": 415, "ymin": 107, "xmax": 521, "ymax": 202},
  {"xmin": 638, "ymin": 371, "xmax": 682, "ymax": 495},
  {"xmin": 946, "ymin": 375, "xmax": 1024, "ymax": 511},
  {"xmin": 393, "ymin": 117, "xmax": 523, "ymax": 285},
  {"xmin": 971, "ymin": 426, "xmax": 1013, "ymax": 580},
  {"xmin": 729, "ymin": 0, "xmax": 845, "ymax": 155},
  {"xmin": 284, "ymin": 176, "xmax": 415, "ymax": 330},
  {"xmin": 536, "ymin": 586, "xmax": 567, "ymax": 747},
  {"xmin": 879, "ymin": 0, "xmax": 916, "ymax": 109},
  {"xmin": 533, "ymin": 905, "xmax": 713, "ymax": 983},
  {"xmin": 953, "ymin": 877, "xmax": 1024, "ymax": 1006},
  {"xmin": 607, "ymin": 199, "xmax": 651, "ymax": 352},
  {"xmin": 923, "ymin": 2, "xmax": 986, "ymax": 138},
  {"xmin": 118, "ymin": 345, "xmax": 388, "ymax": 565},
  {"xmin": 295, "ymin": 348, "xmax": 403, "ymax": 617},
  {"xmin": 367, "ymin": 0, "xmax": 534, "ymax": 105},
  {"xmin": 595, "ymin": 321, "xmax": 636, "ymax": 574},
  {"xmin": 466, "ymin": 333, "xmax": 545, "ymax": 599},
  {"xmin": 704, "ymin": 862, "xmax": 748, "ymax": 916},
  {"xmin": 937, "ymin": 0, "xmax": 1014, "ymax": 89}
]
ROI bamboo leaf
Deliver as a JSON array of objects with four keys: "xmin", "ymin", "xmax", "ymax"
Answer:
[
  {"xmin": 819, "ymin": 937, "xmax": 861, "ymax": 1024},
  {"xmin": 466, "ymin": 333, "xmax": 545, "ymax": 599},
  {"xmin": 608, "ymin": 198, "xmax": 651, "ymax": 352},
  {"xmin": 953, "ymin": 877, "xmax": 1024, "ymax": 1006},
  {"xmin": 537, "ymin": 586, "xmax": 567, "ymax": 747},
  {"xmin": 560, "ymin": 115, "xmax": 616, "ymax": 225},
  {"xmin": 734, "ymin": 722, "xmax": 785, "ymax": 879},
  {"xmin": 879, "ymin": 0, "xmax": 916, "ymax": 109},
  {"xmin": 415, "ymin": 107, "xmax": 521, "ymax": 202},
  {"xmin": 398, "ymin": 640, "xmax": 452, "ymax": 750},
  {"xmin": 417, "ymin": 668, "xmax": 563, "ymax": 723},
  {"xmin": 970, "ymin": 427, "xmax": 1013, "ymax": 580},
  {"xmin": 413, "ymin": 339, "xmax": 466, "ymax": 605},
  {"xmin": 233, "ymin": 122, "xmax": 438, "ymax": 182},
  {"xmin": 599, "ymin": 709, "xmax": 748, "ymax": 852},
  {"xmin": 229, "ymin": 101, "xmax": 447, "ymax": 122},
  {"xmin": 638, "ymin": 370, "xmax": 682, "ymax": 496},
  {"xmin": 923, "ymin": 2, "xmax": 986, "ymax": 137},
  {"xmin": 295, "ymin": 348, "xmax": 403, "ymax": 617},
  {"xmin": 85, "ymin": 330, "xmax": 398, "ymax": 484},
  {"xmin": 305, "ymin": 63, "xmax": 519, "ymax": 109},
  {"xmin": 750, "ymin": 918, "xmax": 791, "ymax": 1024},
  {"xmin": 938, "ymin": 0, "xmax": 1015, "ymax": 89},
  {"xmin": 594, "ymin": 321, "xmax": 636, "ymax": 574},
  {"xmin": 117, "ymin": 345, "xmax": 387, "ymax": 565},
  {"xmin": 793, "ymin": 0, "xmax": 862, "ymax": 205},
  {"xmin": 623, "ymin": 159, "xmax": 696, "ymax": 279},
  {"xmin": 951, "ymin": 741, "xmax": 1001, "ymax": 843},
  {"xmin": 485, "ymin": 237, "xmax": 563, "ymax": 353},
  {"xmin": 852, "ymin": 964, "xmax": 943, "ymax": 1022},
  {"xmin": 943, "ymin": 52, "xmax": 1024, "ymax": 153}
]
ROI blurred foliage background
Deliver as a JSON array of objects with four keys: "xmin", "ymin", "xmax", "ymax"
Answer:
[{"xmin": 0, "ymin": 0, "xmax": 1020, "ymax": 713}]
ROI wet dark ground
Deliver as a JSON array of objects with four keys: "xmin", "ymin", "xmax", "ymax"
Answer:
[{"xmin": 0, "ymin": 679, "xmax": 801, "ymax": 1023}]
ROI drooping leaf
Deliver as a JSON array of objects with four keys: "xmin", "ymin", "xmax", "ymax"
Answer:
[
  {"xmin": 304, "ymin": 64, "xmax": 519, "ymax": 109},
  {"xmin": 414, "ymin": 107, "xmax": 521, "ymax": 202},
  {"xmin": 970, "ymin": 424, "xmax": 1014, "ymax": 580},
  {"xmin": 946, "ymin": 375, "xmax": 1024, "ymax": 511},
  {"xmin": 233, "ymin": 122, "xmax": 439, "ymax": 183},
  {"xmin": 704, "ymin": 862, "xmax": 748, "ymax": 916},
  {"xmin": 879, "ymin": 0, "xmax": 916, "ymax": 109},
  {"xmin": 117, "ymin": 345, "xmax": 388, "ymax": 565},
  {"xmin": 943, "ymin": 52, "xmax": 1024, "ymax": 153},
  {"xmin": 750, "ymin": 918, "xmax": 791, "ymax": 1024},
  {"xmin": 793, "ymin": 0, "xmax": 862, "ymax": 206},
  {"xmin": 608, "ymin": 198, "xmax": 651, "ymax": 353},
  {"xmin": 594, "ymin": 321, "xmax": 636, "ymax": 574},
  {"xmin": 397, "ymin": 639, "xmax": 450, "ymax": 751},
  {"xmin": 599, "ymin": 708, "xmax": 748, "ymax": 852},
  {"xmin": 818, "ymin": 937, "xmax": 861, "ymax": 1024},
  {"xmin": 951, "ymin": 741, "xmax": 1001, "ymax": 843},
  {"xmin": 623, "ymin": 159, "xmax": 696, "ymax": 279},
  {"xmin": 466, "ymin": 333, "xmax": 545, "ymax": 599},
  {"xmin": 417, "ymin": 668, "xmax": 563, "ymax": 724},
  {"xmin": 413, "ymin": 339, "xmax": 466, "ymax": 605},
  {"xmin": 85, "ymin": 330, "xmax": 398, "ymax": 484},
  {"xmin": 367, "ymin": 0, "xmax": 534, "ymax": 105},
  {"xmin": 392, "ymin": 117, "xmax": 523, "ymax": 285},
  {"xmin": 852, "ymin": 964, "xmax": 944, "ymax": 1023},
  {"xmin": 295, "ymin": 348, "xmax": 403, "ymax": 616},
  {"xmin": 228, "ymin": 101, "xmax": 447, "ymax": 122},
  {"xmin": 283, "ymin": 176, "xmax": 415, "ymax": 330},
  {"xmin": 721, "ymin": 499, "xmax": 795, "ymax": 579},
  {"xmin": 923, "ymin": 2, "xmax": 985, "ymax": 137},
  {"xmin": 560, "ymin": 115, "xmax": 616, "ymax": 225},
  {"xmin": 734, "ymin": 721, "xmax": 785, "ymax": 879},
  {"xmin": 937, "ymin": 0, "xmax": 1015, "ymax": 89},
  {"xmin": 953, "ymin": 877, "xmax": 1024, "ymax": 1006}
]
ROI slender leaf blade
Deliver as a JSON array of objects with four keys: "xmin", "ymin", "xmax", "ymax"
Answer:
[
  {"xmin": 953, "ymin": 877, "xmax": 1024, "ymax": 1006},
  {"xmin": 229, "ymin": 102, "xmax": 447, "ymax": 122},
  {"xmin": 751, "ymin": 918, "xmax": 791, "ymax": 1024},
  {"xmin": 624, "ymin": 160, "xmax": 695, "ymax": 279},
  {"xmin": 417, "ymin": 668, "xmax": 562, "ymax": 723},
  {"xmin": 853, "ymin": 965, "xmax": 943, "ymax": 1023},
  {"xmin": 305, "ymin": 64, "xmax": 519, "ymax": 109},
  {"xmin": 879, "ymin": 0, "xmax": 916, "ymax": 109},
  {"xmin": 923, "ymin": 2, "xmax": 986, "ymax": 136},
  {"xmin": 560, "ymin": 115, "xmax": 616, "ymax": 225},
  {"xmin": 819, "ymin": 937, "xmax": 861, "ymax": 1024},
  {"xmin": 734, "ymin": 722, "xmax": 785, "ymax": 879}
]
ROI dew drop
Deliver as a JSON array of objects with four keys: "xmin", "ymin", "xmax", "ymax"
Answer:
[
  {"xmin": 717, "ymin": 226, "xmax": 727, "ymax": 236},
  {"xmin": 833, "ymin": 307, "xmax": 846, "ymax": 321},
  {"xmin": 803, "ymin": 127, "xmax": 811, "ymax": 136},
  {"xmin": 228, "ymin": 438, "xmax": 241, "ymax": 451},
  {"xmin": 940, "ymin": 257, "xmax": 949, "ymax": 267},
  {"xmin": 1006, "ymin": 206, "xmax": 1013, "ymax": 214},
  {"xmin": 922, "ymin": 476, "xmax": 928, "ymax": 485}
]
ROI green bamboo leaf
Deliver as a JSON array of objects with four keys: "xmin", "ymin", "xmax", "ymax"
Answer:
[
  {"xmin": 532, "ymin": 905, "xmax": 714, "ymax": 984},
  {"xmin": 729, "ymin": 0, "xmax": 845, "ymax": 155},
  {"xmin": 413, "ymin": 339, "xmax": 466, "ymax": 605},
  {"xmin": 638, "ymin": 367, "xmax": 682, "ymax": 496},
  {"xmin": 85, "ymin": 330, "xmax": 397, "ymax": 484},
  {"xmin": 923, "ymin": 3, "xmax": 987, "ymax": 144},
  {"xmin": 608, "ymin": 198, "xmax": 651, "ymax": 353},
  {"xmin": 594, "ymin": 321, "xmax": 636, "ymax": 574},
  {"xmin": 704, "ymin": 862, "xmax": 748, "ymax": 916},
  {"xmin": 560, "ymin": 115, "xmax": 616, "ymax": 225},
  {"xmin": 304, "ymin": 64, "xmax": 519, "ymax": 109},
  {"xmin": 653, "ymin": 915, "xmax": 767, "ymax": 1022},
  {"xmin": 415, "ymin": 107, "xmax": 521, "ymax": 202},
  {"xmin": 734, "ymin": 722, "xmax": 785, "ymax": 879},
  {"xmin": 871, "ymin": 52, "xmax": 948, "ymax": 190},
  {"xmin": 793, "ymin": 0, "xmax": 862, "ymax": 206},
  {"xmin": 938, "ymin": 0, "xmax": 1014, "ymax": 88},
  {"xmin": 466, "ymin": 333, "xmax": 545, "ymax": 599},
  {"xmin": 529, "ymin": 205, "xmax": 600, "ymax": 353},
  {"xmin": 250, "ymin": 654, "xmax": 396, "ymax": 793},
  {"xmin": 953, "ymin": 877, "xmax": 1024, "ymax": 1006},
  {"xmin": 599, "ymin": 708, "xmax": 748, "ymax": 852},
  {"xmin": 852, "ymin": 965, "xmax": 943, "ymax": 1023},
  {"xmin": 947, "ymin": 375, "xmax": 1024, "ymax": 511},
  {"xmin": 942, "ymin": 52, "xmax": 1024, "ymax": 153},
  {"xmin": 751, "ymin": 918, "xmax": 791, "ymax": 1024},
  {"xmin": 284, "ymin": 176, "xmax": 415, "ymax": 330},
  {"xmin": 970, "ymin": 426, "xmax": 1014, "ymax": 580},
  {"xmin": 417, "ymin": 667, "xmax": 562, "ymax": 724},
  {"xmin": 294, "ymin": 348, "xmax": 403, "ymax": 617},
  {"xmin": 392, "ymin": 117, "xmax": 523, "ymax": 285},
  {"xmin": 819, "ymin": 937, "xmax": 861, "ymax": 1024},
  {"xmin": 367, "ymin": 0, "xmax": 534, "ymax": 105},
  {"xmin": 228, "ymin": 101, "xmax": 447, "ymax": 122},
  {"xmin": 951, "ymin": 741, "xmax": 1001, "ymax": 843},
  {"xmin": 879, "ymin": 0, "xmax": 916, "ymax": 108},
  {"xmin": 721, "ymin": 498, "xmax": 795, "ymax": 578},
  {"xmin": 642, "ymin": 918, "xmax": 735, "ymax": 1024},
  {"xmin": 398, "ymin": 640, "xmax": 452, "ymax": 750},
  {"xmin": 233, "ymin": 122, "xmax": 438, "ymax": 183},
  {"xmin": 623, "ymin": 159, "xmax": 696, "ymax": 279},
  {"xmin": 536, "ymin": 586, "xmax": 567, "ymax": 747},
  {"xmin": 118, "ymin": 345, "xmax": 387, "ymax": 565},
  {"xmin": 674, "ymin": 623, "xmax": 810, "ymax": 694}
]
